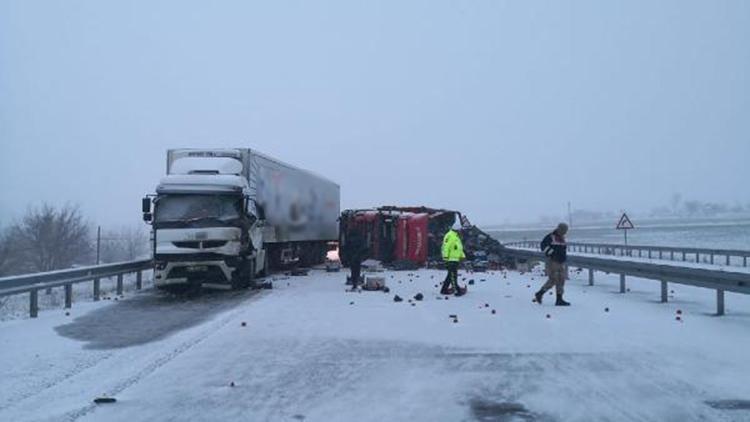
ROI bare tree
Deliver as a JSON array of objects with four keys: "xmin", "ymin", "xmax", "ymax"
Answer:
[
  {"xmin": 120, "ymin": 225, "xmax": 149, "ymax": 261},
  {"xmin": 100, "ymin": 225, "xmax": 149, "ymax": 263},
  {"xmin": 6, "ymin": 204, "xmax": 91, "ymax": 274},
  {"xmin": 0, "ymin": 227, "xmax": 11, "ymax": 277}
]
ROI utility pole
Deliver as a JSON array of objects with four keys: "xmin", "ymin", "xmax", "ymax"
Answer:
[{"xmin": 96, "ymin": 226, "xmax": 101, "ymax": 265}]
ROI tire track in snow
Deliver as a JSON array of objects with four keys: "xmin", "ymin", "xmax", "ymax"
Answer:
[
  {"xmin": 0, "ymin": 351, "xmax": 115, "ymax": 411},
  {"xmin": 60, "ymin": 290, "xmax": 266, "ymax": 422},
  {"xmin": 56, "ymin": 291, "xmax": 262, "ymax": 421}
]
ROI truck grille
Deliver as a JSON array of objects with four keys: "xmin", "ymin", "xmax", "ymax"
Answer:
[{"xmin": 172, "ymin": 240, "xmax": 228, "ymax": 249}]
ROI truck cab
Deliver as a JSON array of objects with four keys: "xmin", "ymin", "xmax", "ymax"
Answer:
[{"xmin": 143, "ymin": 153, "xmax": 265, "ymax": 291}]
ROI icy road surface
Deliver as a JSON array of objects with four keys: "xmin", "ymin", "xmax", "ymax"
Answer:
[{"xmin": 1, "ymin": 267, "xmax": 750, "ymax": 422}]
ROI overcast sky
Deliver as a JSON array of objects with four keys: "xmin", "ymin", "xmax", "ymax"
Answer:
[{"xmin": 1, "ymin": 0, "xmax": 748, "ymax": 227}]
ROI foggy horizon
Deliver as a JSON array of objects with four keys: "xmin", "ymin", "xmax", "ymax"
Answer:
[{"xmin": 2, "ymin": 1, "xmax": 749, "ymax": 228}]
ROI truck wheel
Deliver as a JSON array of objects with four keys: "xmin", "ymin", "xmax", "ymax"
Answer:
[
  {"xmin": 231, "ymin": 259, "xmax": 254, "ymax": 290},
  {"xmin": 258, "ymin": 250, "xmax": 270, "ymax": 278}
]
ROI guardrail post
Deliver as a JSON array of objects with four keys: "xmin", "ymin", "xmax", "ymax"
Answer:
[
  {"xmin": 696, "ymin": 252, "xmax": 700, "ymax": 263},
  {"xmin": 726, "ymin": 255, "xmax": 730, "ymax": 266},
  {"xmin": 682, "ymin": 251, "xmax": 686, "ymax": 261},
  {"xmin": 648, "ymin": 249, "xmax": 652, "ymax": 259},
  {"xmin": 30, "ymin": 289, "xmax": 39, "ymax": 318},
  {"xmin": 744, "ymin": 256, "xmax": 747, "ymax": 267},
  {"xmin": 660, "ymin": 280, "xmax": 668, "ymax": 303},
  {"xmin": 588, "ymin": 269, "xmax": 594, "ymax": 286},
  {"xmin": 619, "ymin": 274, "xmax": 626, "ymax": 293},
  {"xmin": 116, "ymin": 274, "xmax": 123, "ymax": 296},
  {"xmin": 710, "ymin": 254, "xmax": 714, "ymax": 265},
  {"xmin": 659, "ymin": 251, "xmax": 663, "ymax": 259},
  {"xmin": 64, "ymin": 283, "xmax": 72, "ymax": 309},
  {"xmin": 136, "ymin": 270, "xmax": 143, "ymax": 290},
  {"xmin": 716, "ymin": 289, "xmax": 725, "ymax": 316},
  {"xmin": 638, "ymin": 249, "xmax": 642, "ymax": 258},
  {"xmin": 93, "ymin": 279, "xmax": 100, "ymax": 301},
  {"xmin": 670, "ymin": 251, "xmax": 674, "ymax": 261}
]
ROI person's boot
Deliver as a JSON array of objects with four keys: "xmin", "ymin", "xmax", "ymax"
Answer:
[
  {"xmin": 555, "ymin": 294, "xmax": 570, "ymax": 306},
  {"xmin": 534, "ymin": 289, "xmax": 545, "ymax": 305},
  {"xmin": 440, "ymin": 282, "xmax": 453, "ymax": 295}
]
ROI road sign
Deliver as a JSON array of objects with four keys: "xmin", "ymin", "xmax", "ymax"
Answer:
[
  {"xmin": 616, "ymin": 213, "xmax": 634, "ymax": 230},
  {"xmin": 616, "ymin": 213, "xmax": 634, "ymax": 246}
]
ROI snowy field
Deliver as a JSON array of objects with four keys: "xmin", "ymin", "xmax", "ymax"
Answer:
[{"xmin": 1, "ymin": 266, "xmax": 750, "ymax": 422}]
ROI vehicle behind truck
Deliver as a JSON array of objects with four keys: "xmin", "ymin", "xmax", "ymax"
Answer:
[{"xmin": 142, "ymin": 148, "xmax": 339, "ymax": 291}]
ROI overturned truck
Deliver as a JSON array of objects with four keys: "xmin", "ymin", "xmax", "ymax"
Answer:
[{"xmin": 339, "ymin": 206, "xmax": 513, "ymax": 270}]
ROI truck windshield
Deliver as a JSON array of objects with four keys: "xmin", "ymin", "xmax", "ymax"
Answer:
[{"xmin": 155, "ymin": 194, "xmax": 241, "ymax": 223}]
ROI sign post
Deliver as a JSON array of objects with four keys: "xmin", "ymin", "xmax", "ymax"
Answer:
[{"xmin": 616, "ymin": 213, "xmax": 635, "ymax": 246}]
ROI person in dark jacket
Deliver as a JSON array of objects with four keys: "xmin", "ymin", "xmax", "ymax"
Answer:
[
  {"xmin": 534, "ymin": 223, "xmax": 570, "ymax": 306},
  {"xmin": 345, "ymin": 229, "xmax": 368, "ymax": 290}
]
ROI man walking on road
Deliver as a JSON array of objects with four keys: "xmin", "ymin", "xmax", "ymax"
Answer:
[
  {"xmin": 345, "ymin": 227, "xmax": 368, "ymax": 291},
  {"xmin": 440, "ymin": 223, "xmax": 466, "ymax": 296},
  {"xmin": 534, "ymin": 223, "xmax": 570, "ymax": 306}
]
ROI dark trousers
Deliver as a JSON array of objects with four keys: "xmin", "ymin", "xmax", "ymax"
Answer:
[
  {"xmin": 350, "ymin": 261, "xmax": 362, "ymax": 288},
  {"xmin": 441, "ymin": 261, "xmax": 459, "ymax": 291}
]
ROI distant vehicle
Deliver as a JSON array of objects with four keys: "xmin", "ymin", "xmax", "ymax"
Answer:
[{"xmin": 142, "ymin": 148, "xmax": 340, "ymax": 291}]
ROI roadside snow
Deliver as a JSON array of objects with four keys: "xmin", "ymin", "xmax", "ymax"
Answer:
[
  {"xmin": 1, "ymin": 267, "xmax": 749, "ymax": 421},
  {"xmin": 0, "ymin": 272, "xmax": 153, "ymax": 321}
]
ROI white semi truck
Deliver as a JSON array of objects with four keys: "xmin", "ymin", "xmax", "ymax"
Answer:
[{"xmin": 142, "ymin": 148, "xmax": 340, "ymax": 291}]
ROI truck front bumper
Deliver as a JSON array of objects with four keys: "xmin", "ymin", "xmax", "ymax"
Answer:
[{"xmin": 154, "ymin": 256, "xmax": 239, "ymax": 289}]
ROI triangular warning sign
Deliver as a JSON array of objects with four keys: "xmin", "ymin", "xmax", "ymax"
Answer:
[{"xmin": 616, "ymin": 213, "xmax": 634, "ymax": 230}]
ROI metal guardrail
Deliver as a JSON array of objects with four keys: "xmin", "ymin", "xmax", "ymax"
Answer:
[
  {"xmin": 0, "ymin": 259, "xmax": 152, "ymax": 318},
  {"xmin": 505, "ymin": 241, "xmax": 750, "ymax": 267},
  {"xmin": 501, "ymin": 247, "xmax": 750, "ymax": 316}
]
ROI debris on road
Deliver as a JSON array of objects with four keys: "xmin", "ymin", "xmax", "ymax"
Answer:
[{"xmin": 362, "ymin": 276, "xmax": 386, "ymax": 291}]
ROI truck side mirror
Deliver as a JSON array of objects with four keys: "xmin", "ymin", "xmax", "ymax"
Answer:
[
  {"xmin": 142, "ymin": 197, "xmax": 151, "ymax": 213},
  {"xmin": 256, "ymin": 203, "xmax": 266, "ymax": 221}
]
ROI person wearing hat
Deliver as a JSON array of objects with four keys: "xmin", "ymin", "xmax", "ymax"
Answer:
[
  {"xmin": 440, "ymin": 221, "xmax": 466, "ymax": 296},
  {"xmin": 534, "ymin": 223, "xmax": 570, "ymax": 306}
]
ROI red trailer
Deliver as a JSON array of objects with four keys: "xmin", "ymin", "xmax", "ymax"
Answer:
[
  {"xmin": 406, "ymin": 213, "xmax": 429, "ymax": 264},
  {"xmin": 394, "ymin": 214, "xmax": 410, "ymax": 262},
  {"xmin": 339, "ymin": 206, "xmax": 459, "ymax": 267}
]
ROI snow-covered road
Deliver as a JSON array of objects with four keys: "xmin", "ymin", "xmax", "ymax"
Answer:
[{"xmin": 2, "ymin": 267, "xmax": 749, "ymax": 421}]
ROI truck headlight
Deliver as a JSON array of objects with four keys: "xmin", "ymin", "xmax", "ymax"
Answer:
[{"xmin": 155, "ymin": 261, "xmax": 167, "ymax": 270}]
